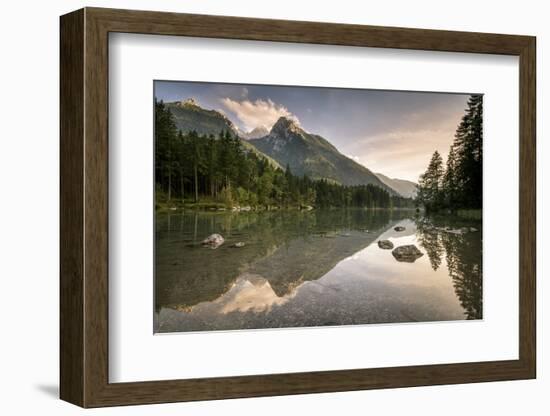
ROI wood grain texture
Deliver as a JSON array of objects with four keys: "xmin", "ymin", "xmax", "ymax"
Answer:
[
  {"xmin": 518, "ymin": 38, "xmax": 537, "ymax": 375},
  {"xmin": 59, "ymin": 8, "xmax": 84, "ymax": 407},
  {"xmin": 59, "ymin": 7, "xmax": 537, "ymax": 408}
]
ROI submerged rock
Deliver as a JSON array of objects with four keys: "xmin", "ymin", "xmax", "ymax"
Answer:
[
  {"xmin": 394, "ymin": 226, "xmax": 406, "ymax": 232},
  {"xmin": 201, "ymin": 233, "xmax": 225, "ymax": 249},
  {"xmin": 392, "ymin": 245, "xmax": 424, "ymax": 262},
  {"xmin": 378, "ymin": 240, "xmax": 394, "ymax": 250},
  {"xmin": 232, "ymin": 242, "xmax": 246, "ymax": 248}
]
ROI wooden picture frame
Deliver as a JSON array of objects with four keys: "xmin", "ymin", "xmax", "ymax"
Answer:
[{"xmin": 60, "ymin": 7, "xmax": 536, "ymax": 408}]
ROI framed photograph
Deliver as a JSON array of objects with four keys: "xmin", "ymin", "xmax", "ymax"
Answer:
[{"xmin": 60, "ymin": 7, "xmax": 536, "ymax": 407}]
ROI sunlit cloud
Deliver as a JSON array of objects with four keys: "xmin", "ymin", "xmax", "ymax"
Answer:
[
  {"xmin": 221, "ymin": 97, "xmax": 300, "ymax": 132},
  {"xmin": 340, "ymin": 111, "xmax": 463, "ymax": 182}
]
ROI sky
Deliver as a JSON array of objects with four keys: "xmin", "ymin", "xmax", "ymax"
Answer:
[{"xmin": 155, "ymin": 80, "xmax": 473, "ymax": 183}]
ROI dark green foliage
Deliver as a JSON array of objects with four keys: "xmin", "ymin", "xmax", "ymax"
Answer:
[
  {"xmin": 417, "ymin": 150, "xmax": 445, "ymax": 212},
  {"xmin": 416, "ymin": 95, "xmax": 483, "ymax": 212},
  {"xmin": 155, "ymin": 99, "xmax": 414, "ymax": 209},
  {"xmin": 155, "ymin": 100, "xmax": 178, "ymax": 201},
  {"xmin": 450, "ymin": 94, "xmax": 483, "ymax": 208}
]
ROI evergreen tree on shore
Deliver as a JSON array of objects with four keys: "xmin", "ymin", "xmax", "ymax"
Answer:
[
  {"xmin": 452, "ymin": 94, "xmax": 483, "ymax": 208},
  {"xmin": 416, "ymin": 95, "xmax": 483, "ymax": 212},
  {"xmin": 417, "ymin": 150, "xmax": 444, "ymax": 212}
]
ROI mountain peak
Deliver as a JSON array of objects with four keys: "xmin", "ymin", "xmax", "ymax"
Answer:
[
  {"xmin": 243, "ymin": 125, "xmax": 270, "ymax": 140},
  {"xmin": 271, "ymin": 116, "xmax": 301, "ymax": 135},
  {"xmin": 177, "ymin": 97, "xmax": 199, "ymax": 108}
]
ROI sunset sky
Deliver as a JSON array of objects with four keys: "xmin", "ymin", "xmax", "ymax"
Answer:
[{"xmin": 155, "ymin": 81, "xmax": 473, "ymax": 183}]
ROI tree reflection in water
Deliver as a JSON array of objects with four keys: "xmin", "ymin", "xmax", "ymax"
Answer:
[
  {"xmin": 415, "ymin": 216, "xmax": 482, "ymax": 320},
  {"xmin": 155, "ymin": 210, "xmax": 483, "ymax": 332}
]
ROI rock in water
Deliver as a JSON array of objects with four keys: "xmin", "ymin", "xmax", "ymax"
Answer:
[
  {"xmin": 378, "ymin": 240, "xmax": 394, "ymax": 250},
  {"xmin": 201, "ymin": 233, "xmax": 224, "ymax": 249},
  {"xmin": 470, "ymin": 227, "xmax": 478, "ymax": 232},
  {"xmin": 233, "ymin": 242, "xmax": 245, "ymax": 248},
  {"xmin": 392, "ymin": 245, "xmax": 424, "ymax": 263},
  {"xmin": 394, "ymin": 226, "xmax": 406, "ymax": 232}
]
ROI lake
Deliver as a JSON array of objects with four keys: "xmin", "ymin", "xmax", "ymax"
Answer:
[{"xmin": 154, "ymin": 209, "xmax": 482, "ymax": 333}]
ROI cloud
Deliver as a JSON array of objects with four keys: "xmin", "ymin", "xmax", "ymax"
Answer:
[
  {"xmin": 340, "ymin": 112, "xmax": 462, "ymax": 182},
  {"xmin": 220, "ymin": 97, "xmax": 300, "ymax": 131}
]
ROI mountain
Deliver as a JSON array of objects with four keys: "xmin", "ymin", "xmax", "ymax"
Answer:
[
  {"xmin": 165, "ymin": 98, "xmax": 240, "ymax": 137},
  {"xmin": 165, "ymin": 99, "xmax": 282, "ymax": 170},
  {"xmin": 165, "ymin": 100, "xmax": 404, "ymax": 196},
  {"xmin": 375, "ymin": 173, "xmax": 418, "ymax": 198},
  {"xmin": 249, "ymin": 117, "xmax": 394, "ymax": 192},
  {"xmin": 241, "ymin": 126, "xmax": 270, "ymax": 140}
]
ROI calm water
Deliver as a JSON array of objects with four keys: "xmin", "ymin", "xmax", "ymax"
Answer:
[{"xmin": 154, "ymin": 209, "xmax": 482, "ymax": 333}]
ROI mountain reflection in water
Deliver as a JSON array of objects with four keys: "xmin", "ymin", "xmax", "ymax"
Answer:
[{"xmin": 155, "ymin": 209, "xmax": 482, "ymax": 333}]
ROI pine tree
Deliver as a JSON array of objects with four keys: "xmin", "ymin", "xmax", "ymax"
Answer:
[
  {"xmin": 417, "ymin": 94, "xmax": 482, "ymax": 212},
  {"xmin": 154, "ymin": 99, "xmax": 178, "ymax": 201},
  {"xmin": 188, "ymin": 130, "xmax": 203, "ymax": 203},
  {"xmin": 453, "ymin": 94, "xmax": 483, "ymax": 208},
  {"xmin": 443, "ymin": 145, "xmax": 459, "ymax": 209},
  {"xmin": 417, "ymin": 150, "xmax": 444, "ymax": 212}
]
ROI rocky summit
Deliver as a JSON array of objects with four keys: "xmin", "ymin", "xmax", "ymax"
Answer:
[{"xmin": 249, "ymin": 116, "xmax": 395, "ymax": 191}]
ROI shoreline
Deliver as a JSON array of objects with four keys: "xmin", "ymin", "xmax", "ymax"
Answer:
[{"xmin": 155, "ymin": 202, "xmax": 421, "ymax": 213}]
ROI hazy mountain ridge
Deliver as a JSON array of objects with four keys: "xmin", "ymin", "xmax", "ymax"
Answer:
[{"xmin": 375, "ymin": 173, "xmax": 418, "ymax": 198}]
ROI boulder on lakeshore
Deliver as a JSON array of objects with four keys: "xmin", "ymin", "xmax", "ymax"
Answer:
[
  {"xmin": 201, "ymin": 233, "xmax": 225, "ymax": 249},
  {"xmin": 378, "ymin": 240, "xmax": 394, "ymax": 250},
  {"xmin": 392, "ymin": 245, "xmax": 424, "ymax": 263},
  {"xmin": 394, "ymin": 226, "xmax": 406, "ymax": 232}
]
